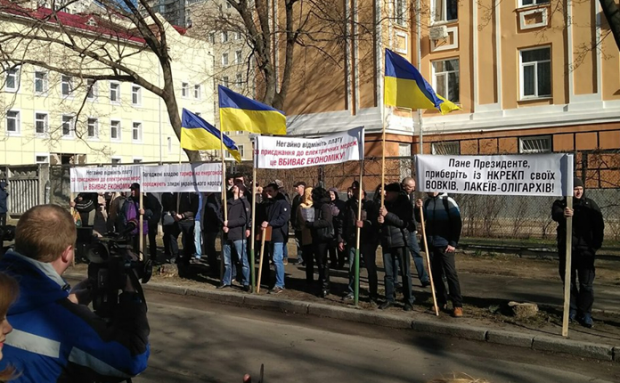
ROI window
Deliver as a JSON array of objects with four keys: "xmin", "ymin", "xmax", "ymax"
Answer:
[
  {"xmin": 235, "ymin": 50, "xmax": 242, "ymax": 64},
  {"xmin": 236, "ymin": 73, "xmax": 243, "ymax": 87},
  {"xmin": 221, "ymin": 31, "xmax": 228, "ymax": 43},
  {"xmin": 519, "ymin": 135, "xmax": 551, "ymax": 153},
  {"xmin": 432, "ymin": 58, "xmax": 459, "ymax": 103},
  {"xmin": 238, "ymin": 144, "xmax": 244, "ymax": 157},
  {"xmin": 132, "ymin": 85, "xmax": 141, "ymax": 105},
  {"xmin": 133, "ymin": 158, "xmax": 142, "ymax": 164},
  {"xmin": 86, "ymin": 79, "xmax": 97, "ymax": 100},
  {"xmin": 61, "ymin": 75, "xmax": 73, "ymax": 96},
  {"xmin": 111, "ymin": 157, "xmax": 121, "ymax": 165},
  {"xmin": 110, "ymin": 81, "xmax": 120, "ymax": 102},
  {"xmin": 62, "ymin": 115, "xmax": 74, "ymax": 137},
  {"xmin": 208, "ymin": 32, "xmax": 215, "ymax": 43},
  {"xmin": 35, "ymin": 155, "xmax": 49, "ymax": 164},
  {"xmin": 432, "ymin": 0, "xmax": 457, "ymax": 23},
  {"xmin": 87, "ymin": 118, "xmax": 98, "ymax": 139},
  {"xmin": 111, "ymin": 120, "xmax": 121, "ymax": 140},
  {"xmin": 132, "ymin": 122, "xmax": 142, "ymax": 141},
  {"xmin": 194, "ymin": 84, "xmax": 201, "ymax": 99},
  {"xmin": 520, "ymin": 0, "xmax": 550, "ymax": 6},
  {"xmin": 35, "ymin": 112, "xmax": 48, "ymax": 134},
  {"xmin": 181, "ymin": 82, "xmax": 189, "ymax": 97},
  {"xmin": 6, "ymin": 110, "xmax": 20, "ymax": 134},
  {"xmin": 222, "ymin": 53, "xmax": 229, "ymax": 66},
  {"xmin": 235, "ymin": 31, "xmax": 242, "ymax": 40},
  {"xmin": 5, "ymin": 67, "xmax": 20, "ymax": 92},
  {"xmin": 431, "ymin": 141, "xmax": 460, "ymax": 155},
  {"xmin": 520, "ymin": 47, "xmax": 551, "ymax": 99},
  {"xmin": 222, "ymin": 76, "xmax": 229, "ymax": 87},
  {"xmin": 395, "ymin": 0, "xmax": 406, "ymax": 25},
  {"xmin": 34, "ymin": 71, "xmax": 48, "ymax": 94}
]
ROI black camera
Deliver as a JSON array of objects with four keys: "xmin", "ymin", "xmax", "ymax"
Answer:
[{"xmin": 77, "ymin": 226, "xmax": 152, "ymax": 318}]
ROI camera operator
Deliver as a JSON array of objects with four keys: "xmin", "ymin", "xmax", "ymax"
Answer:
[{"xmin": 0, "ymin": 204, "xmax": 150, "ymax": 382}]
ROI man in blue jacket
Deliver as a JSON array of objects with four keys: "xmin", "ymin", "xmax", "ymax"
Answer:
[
  {"xmin": 261, "ymin": 182, "xmax": 291, "ymax": 294},
  {"xmin": 0, "ymin": 204, "xmax": 150, "ymax": 382}
]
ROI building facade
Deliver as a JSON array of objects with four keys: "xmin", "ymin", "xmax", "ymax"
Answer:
[{"xmin": 0, "ymin": 3, "xmax": 216, "ymax": 165}]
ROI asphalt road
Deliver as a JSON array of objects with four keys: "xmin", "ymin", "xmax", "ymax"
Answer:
[{"xmin": 132, "ymin": 291, "xmax": 619, "ymax": 383}]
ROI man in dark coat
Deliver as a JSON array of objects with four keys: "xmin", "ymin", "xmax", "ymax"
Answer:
[
  {"xmin": 161, "ymin": 192, "xmax": 180, "ymax": 263},
  {"xmin": 261, "ymin": 183, "xmax": 291, "ymax": 294},
  {"xmin": 145, "ymin": 193, "xmax": 162, "ymax": 263},
  {"xmin": 378, "ymin": 183, "xmax": 415, "ymax": 311},
  {"xmin": 203, "ymin": 192, "xmax": 222, "ymax": 272},
  {"xmin": 220, "ymin": 184, "xmax": 251, "ymax": 290},
  {"xmin": 552, "ymin": 177, "xmax": 604, "ymax": 328}
]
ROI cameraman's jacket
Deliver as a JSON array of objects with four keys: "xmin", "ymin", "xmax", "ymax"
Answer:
[
  {"xmin": 224, "ymin": 196, "xmax": 251, "ymax": 241},
  {"xmin": 0, "ymin": 251, "xmax": 150, "ymax": 383}
]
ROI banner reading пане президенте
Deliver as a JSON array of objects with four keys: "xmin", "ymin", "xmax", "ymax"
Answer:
[
  {"xmin": 254, "ymin": 127, "xmax": 364, "ymax": 169},
  {"xmin": 416, "ymin": 154, "xmax": 574, "ymax": 197},
  {"xmin": 141, "ymin": 163, "xmax": 222, "ymax": 192},
  {"xmin": 70, "ymin": 166, "xmax": 141, "ymax": 193}
]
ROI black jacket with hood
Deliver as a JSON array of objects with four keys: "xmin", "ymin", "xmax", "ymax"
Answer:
[
  {"xmin": 264, "ymin": 192, "xmax": 291, "ymax": 243},
  {"xmin": 224, "ymin": 196, "xmax": 251, "ymax": 241},
  {"xmin": 379, "ymin": 193, "xmax": 412, "ymax": 249},
  {"xmin": 552, "ymin": 192, "xmax": 604, "ymax": 254}
]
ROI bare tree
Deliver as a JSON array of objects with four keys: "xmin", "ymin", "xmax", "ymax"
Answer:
[{"xmin": 0, "ymin": 0, "xmax": 204, "ymax": 161}]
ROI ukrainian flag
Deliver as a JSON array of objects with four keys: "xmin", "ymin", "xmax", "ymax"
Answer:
[
  {"xmin": 384, "ymin": 49, "xmax": 460, "ymax": 115},
  {"xmin": 218, "ymin": 85, "xmax": 287, "ymax": 135},
  {"xmin": 180, "ymin": 108, "xmax": 242, "ymax": 162}
]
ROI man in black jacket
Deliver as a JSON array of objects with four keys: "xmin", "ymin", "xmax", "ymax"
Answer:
[
  {"xmin": 378, "ymin": 183, "xmax": 414, "ymax": 311},
  {"xmin": 203, "ymin": 192, "xmax": 222, "ymax": 273},
  {"xmin": 145, "ymin": 193, "xmax": 162, "ymax": 263},
  {"xmin": 261, "ymin": 183, "xmax": 291, "ymax": 294},
  {"xmin": 220, "ymin": 184, "xmax": 251, "ymax": 290},
  {"xmin": 290, "ymin": 181, "xmax": 306, "ymax": 265},
  {"xmin": 552, "ymin": 178, "xmax": 604, "ymax": 328},
  {"xmin": 401, "ymin": 177, "xmax": 430, "ymax": 287},
  {"xmin": 161, "ymin": 192, "xmax": 180, "ymax": 263},
  {"xmin": 176, "ymin": 193, "xmax": 199, "ymax": 266}
]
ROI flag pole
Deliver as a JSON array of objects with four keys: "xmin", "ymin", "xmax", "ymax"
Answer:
[
  {"xmin": 354, "ymin": 159, "xmax": 364, "ymax": 306},
  {"xmin": 562, "ymin": 196, "xmax": 573, "ymax": 337},
  {"xmin": 381, "ymin": 111, "xmax": 387, "ymax": 208},
  {"xmin": 219, "ymin": 110, "xmax": 227, "ymax": 282}
]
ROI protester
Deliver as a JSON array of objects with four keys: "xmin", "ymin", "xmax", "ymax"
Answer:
[
  {"xmin": 0, "ymin": 205, "xmax": 149, "ymax": 382},
  {"xmin": 416, "ymin": 191, "xmax": 463, "ymax": 317},
  {"xmin": 297, "ymin": 186, "xmax": 314, "ymax": 284},
  {"xmin": 378, "ymin": 183, "xmax": 415, "ymax": 311},
  {"xmin": 145, "ymin": 192, "xmax": 162, "ymax": 263},
  {"xmin": 551, "ymin": 177, "xmax": 604, "ymax": 328},
  {"xmin": 161, "ymin": 192, "xmax": 180, "ymax": 264},
  {"xmin": 204, "ymin": 192, "xmax": 222, "ymax": 273},
  {"xmin": 274, "ymin": 180, "xmax": 290, "ymax": 265},
  {"xmin": 106, "ymin": 191, "xmax": 127, "ymax": 233},
  {"xmin": 305, "ymin": 187, "xmax": 334, "ymax": 298},
  {"xmin": 343, "ymin": 181, "xmax": 380, "ymax": 302},
  {"xmin": 121, "ymin": 183, "xmax": 151, "ymax": 258},
  {"xmin": 177, "ymin": 192, "xmax": 200, "ymax": 266},
  {"xmin": 291, "ymin": 181, "xmax": 306, "ymax": 266},
  {"xmin": 327, "ymin": 187, "xmax": 345, "ymax": 269},
  {"xmin": 401, "ymin": 177, "xmax": 430, "ymax": 287},
  {"xmin": 261, "ymin": 183, "xmax": 291, "ymax": 294},
  {"xmin": 194, "ymin": 192, "xmax": 206, "ymax": 261},
  {"xmin": 221, "ymin": 185, "xmax": 252, "ymax": 291},
  {"xmin": 0, "ymin": 272, "xmax": 18, "ymax": 382},
  {"xmin": 0, "ymin": 182, "xmax": 7, "ymax": 228},
  {"xmin": 71, "ymin": 193, "xmax": 96, "ymax": 227}
]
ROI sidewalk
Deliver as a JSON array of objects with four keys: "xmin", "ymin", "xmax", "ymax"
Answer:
[{"xmin": 66, "ymin": 252, "xmax": 620, "ymax": 362}]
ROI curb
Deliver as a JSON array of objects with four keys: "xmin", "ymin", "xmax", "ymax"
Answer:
[{"xmin": 65, "ymin": 273, "xmax": 619, "ymax": 362}]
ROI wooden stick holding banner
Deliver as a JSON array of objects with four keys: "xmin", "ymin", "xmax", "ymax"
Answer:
[
  {"xmin": 419, "ymin": 205, "xmax": 439, "ymax": 316},
  {"xmin": 380, "ymin": 120, "xmax": 386, "ymax": 208},
  {"xmin": 250, "ymin": 166, "xmax": 257, "ymax": 292},
  {"xmin": 354, "ymin": 160, "xmax": 364, "ymax": 306},
  {"xmin": 256, "ymin": 227, "xmax": 271, "ymax": 293},
  {"xmin": 139, "ymin": 191, "xmax": 144, "ymax": 261},
  {"xmin": 220, "ymin": 131, "xmax": 227, "ymax": 281},
  {"xmin": 562, "ymin": 196, "xmax": 573, "ymax": 337}
]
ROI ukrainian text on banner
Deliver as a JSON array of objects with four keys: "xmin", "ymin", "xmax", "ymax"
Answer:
[
  {"xmin": 254, "ymin": 127, "xmax": 365, "ymax": 169},
  {"xmin": 141, "ymin": 163, "xmax": 222, "ymax": 192},
  {"xmin": 416, "ymin": 154, "xmax": 574, "ymax": 197},
  {"xmin": 70, "ymin": 166, "xmax": 141, "ymax": 193}
]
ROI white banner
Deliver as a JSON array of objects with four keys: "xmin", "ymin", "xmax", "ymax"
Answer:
[
  {"xmin": 141, "ymin": 163, "xmax": 222, "ymax": 192},
  {"xmin": 416, "ymin": 154, "xmax": 574, "ymax": 197},
  {"xmin": 70, "ymin": 166, "xmax": 141, "ymax": 193},
  {"xmin": 254, "ymin": 127, "xmax": 365, "ymax": 169}
]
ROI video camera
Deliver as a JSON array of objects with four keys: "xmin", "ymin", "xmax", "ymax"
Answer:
[{"xmin": 76, "ymin": 225, "xmax": 152, "ymax": 318}]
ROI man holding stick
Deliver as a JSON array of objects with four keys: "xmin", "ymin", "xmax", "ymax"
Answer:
[{"xmin": 401, "ymin": 177, "xmax": 430, "ymax": 287}]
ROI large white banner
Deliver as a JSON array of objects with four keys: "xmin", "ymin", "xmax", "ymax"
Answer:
[
  {"xmin": 254, "ymin": 127, "xmax": 364, "ymax": 169},
  {"xmin": 141, "ymin": 163, "xmax": 222, "ymax": 192},
  {"xmin": 416, "ymin": 154, "xmax": 574, "ymax": 197},
  {"xmin": 70, "ymin": 166, "xmax": 141, "ymax": 193}
]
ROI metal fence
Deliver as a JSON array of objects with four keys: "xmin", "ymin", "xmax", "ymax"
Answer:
[{"xmin": 5, "ymin": 152, "xmax": 620, "ymax": 243}]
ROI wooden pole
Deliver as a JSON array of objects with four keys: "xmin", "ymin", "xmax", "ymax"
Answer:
[
  {"xmin": 250, "ymin": 166, "xmax": 257, "ymax": 293},
  {"xmin": 220, "ymin": 130, "xmax": 227, "ymax": 281},
  {"xmin": 139, "ymin": 191, "xmax": 144, "ymax": 261},
  {"xmin": 70, "ymin": 190, "xmax": 75, "ymax": 267},
  {"xmin": 354, "ymin": 160, "xmax": 364, "ymax": 306},
  {"xmin": 380, "ymin": 122, "xmax": 386, "ymax": 208},
  {"xmin": 419, "ymin": 205, "xmax": 439, "ymax": 316},
  {"xmin": 256, "ymin": 230, "xmax": 267, "ymax": 293},
  {"xmin": 562, "ymin": 196, "xmax": 574, "ymax": 337}
]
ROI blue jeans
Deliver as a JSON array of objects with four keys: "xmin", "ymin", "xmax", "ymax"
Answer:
[
  {"xmin": 223, "ymin": 239, "xmax": 249, "ymax": 286},
  {"xmin": 194, "ymin": 221, "xmax": 202, "ymax": 258},
  {"xmin": 408, "ymin": 231, "xmax": 429, "ymax": 284},
  {"xmin": 383, "ymin": 247, "xmax": 414, "ymax": 304},
  {"xmin": 272, "ymin": 242, "xmax": 285, "ymax": 288}
]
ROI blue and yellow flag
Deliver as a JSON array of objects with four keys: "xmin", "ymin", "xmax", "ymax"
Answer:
[
  {"xmin": 180, "ymin": 108, "xmax": 242, "ymax": 162},
  {"xmin": 384, "ymin": 49, "xmax": 460, "ymax": 115},
  {"xmin": 218, "ymin": 85, "xmax": 287, "ymax": 135}
]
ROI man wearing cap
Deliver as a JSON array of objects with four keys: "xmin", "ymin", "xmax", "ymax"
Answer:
[
  {"xmin": 552, "ymin": 177, "xmax": 604, "ymax": 328},
  {"xmin": 378, "ymin": 182, "xmax": 415, "ymax": 311}
]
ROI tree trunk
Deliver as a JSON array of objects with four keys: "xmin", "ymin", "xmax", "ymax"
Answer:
[{"xmin": 600, "ymin": 0, "xmax": 620, "ymax": 51}]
